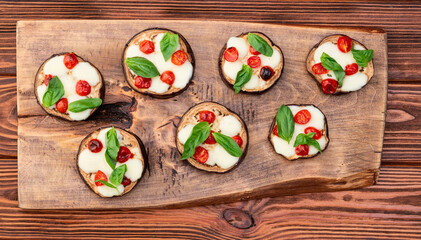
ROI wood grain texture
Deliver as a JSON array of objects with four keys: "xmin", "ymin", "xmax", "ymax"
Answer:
[
  {"xmin": 1, "ymin": 1, "xmax": 421, "ymax": 80},
  {"xmin": 16, "ymin": 20, "xmax": 387, "ymax": 209}
]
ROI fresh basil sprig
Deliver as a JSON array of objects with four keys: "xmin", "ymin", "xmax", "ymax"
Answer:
[
  {"xmin": 212, "ymin": 132, "xmax": 242, "ymax": 157},
  {"xmin": 126, "ymin": 57, "xmax": 160, "ymax": 78},
  {"xmin": 95, "ymin": 180, "xmax": 118, "ymax": 189},
  {"xmin": 351, "ymin": 47, "xmax": 373, "ymax": 67},
  {"xmin": 293, "ymin": 132, "xmax": 322, "ymax": 153},
  {"xmin": 106, "ymin": 127, "xmax": 120, "ymax": 165},
  {"xmin": 68, "ymin": 98, "xmax": 102, "ymax": 113},
  {"xmin": 321, "ymin": 52, "xmax": 345, "ymax": 87},
  {"xmin": 105, "ymin": 152, "xmax": 116, "ymax": 169},
  {"xmin": 181, "ymin": 122, "xmax": 211, "ymax": 160},
  {"xmin": 160, "ymin": 32, "xmax": 179, "ymax": 61},
  {"xmin": 233, "ymin": 64, "xmax": 253, "ymax": 94},
  {"xmin": 247, "ymin": 33, "xmax": 273, "ymax": 57},
  {"xmin": 109, "ymin": 164, "xmax": 127, "ymax": 186},
  {"xmin": 42, "ymin": 76, "xmax": 64, "ymax": 107},
  {"xmin": 275, "ymin": 105, "xmax": 294, "ymax": 143}
]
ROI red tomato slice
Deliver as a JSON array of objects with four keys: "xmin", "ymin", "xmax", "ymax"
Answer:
[
  {"xmin": 304, "ymin": 127, "xmax": 322, "ymax": 140},
  {"xmin": 232, "ymin": 135, "xmax": 243, "ymax": 147},
  {"xmin": 139, "ymin": 40, "xmax": 155, "ymax": 54},
  {"xmin": 63, "ymin": 53, "xmax": 78, "ymax": 69},
  {"xmin": 273, "ymin": 125, "xmax": 279, "ymax": 137},
  {"xmin": 295, "ymin": 144, "xmax": 309, "ymax": 156},
  {"xmin": 116, "ymin": 146, "xmax": 134, "ymax": 163},
  {"xmin": 247, "ymin": 56, "xmax": 261, "ymax": 68},
  {"xmin": 337, "ymin": 36, "xmax": 352, "ymax": 53},
  {"xmin": 75, "ymin": 80, "xmax": 91, "ymax": 96},
  {"xmin": 312, "ymin": 63, "xmax": 329, "ymax": 74},
  {"xmin": 44, "ymin": 74, "xmax": 53, "ymax": 86},
  {"xmin": 88, "ymin": 139, "xmax": 103, "ymax": 153},
  {"xmin": 56, "ymin": 98, "xmax": 68, "ymax": 113},
  {"xmin": 121, "ymin": 176, "xmax": 131, "ymax": 186},
  {"xmin": 160, "ymin": 71, "xmax": 175, "ymax": 85},
  {"xmin": 171, "ymin": 50, "xmax": 187, "ymax": 65},
  {"xmin": 249, "ymin": 46, "xmax": 260, "ymax": 55},
  {"xmin": 294, "ymin": 110, "xmax": 311, "ymax": 124},
  {"xmin": 321, "ymin": 78, "xmax": 338, "ymax": 94},
  {"xmin": 134, "ymin": 76, "xmax": 152, "ymax": 89},
  {"xmin": 224, "ymin": 47, "xmax": 239, "ymax": 62},
  {"xmin": 345, "ymin": 63, "xmax": 359, "ymax": 75},
  {"xmin": 193, "ymin": 146, "xmax": 209, "ymax": 163},
  {"xmin": 94, "ymin": 170, "xmax": 108, "ymax": 186},
  {"xmin": 204, "ymin": 130, "xmax": 217, "ymax": 144},
  {"xmin": 199, "ymin": 110, "xmax": 216, "ymax": 124}
]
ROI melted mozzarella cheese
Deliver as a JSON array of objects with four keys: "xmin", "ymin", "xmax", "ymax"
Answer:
[
  {"xmin": 260, "ymin": 49, "xmax": 281, "ymax": 69},
  {"xmin": 37, "ymin": 84, "xmax": 47, "ymax": 103},
  {"xmin": 67, "ymin": 95, "xmax": 93, "ymax": 121},
  {"xmin": 97, "ymin": 184, "xmax": 125, "ymax": 197},
  {"xmin": 149, "ymin": 76, "xmax": 170, "ymax": 93},
  {"xmin": 126, "ymin": 44, "xmax": 143, "ymax": 58},
  {"xmin": 43, "ymin": 55, "xmax": 68, "ymax": 76},
  {"xmin": 172, "ymin": 60, "xmax": 193, "ymax": 89},
  {"xmin": 219, "ymin": 115, "xmax": 242, "ymax": 137},
  {"xmin": 71, "ymin": 62, "xmax": 101, "ymax": 86},
  {"xmin": 116, "ymin": 158, "xmax": 143, "ymax": 181},
  {"xmin": 178, "ymin": 124, "xmax": 194, "ymax": 144},
  {"xmin": 59, "ymin": 74, "xmax": 76, "ymax": 98},
  {"xmin": 314, "ymin": 42, "xmax": 368, "ymax": 92},
  {"xmin": 272, "ymin": 105, "xmax": 327, "ymax": 158},
  {"xmin": 227, "ymin": 37, "xmax": 248, "ymax": 59},
  {"xmin": 243, "ymin": 74, "xmax": 259, "ymax": 89},
  {"xmin": 223, "ymin": 61, "xmax": 243, "ymax": 80},
  {"xmin": 207, "ymin": 144, "xmax": 239, "ymax": 169},
  {"xmin": 79, "ymin": 148, "xmax": 114, "ymax": 176}
]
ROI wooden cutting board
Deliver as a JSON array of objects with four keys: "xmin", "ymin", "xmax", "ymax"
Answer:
[{"xmin": 16, "ymin": 20, "xmax": 387, "ymax": 209}]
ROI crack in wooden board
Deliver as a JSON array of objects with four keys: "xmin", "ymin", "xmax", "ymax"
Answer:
[{"xmin": 16, "ymin": 20, "xmax": 387, "ymax": 209}]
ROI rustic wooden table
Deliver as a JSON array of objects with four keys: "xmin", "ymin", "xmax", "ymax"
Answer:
[{"xmin": 1, "ymin": 1, "xmax": 420, "ymax": 239}]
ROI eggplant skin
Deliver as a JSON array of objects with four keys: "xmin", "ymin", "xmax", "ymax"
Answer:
[
  {"xmin": 218, "ymin": 31, "xmax": 284, "ymax": 94},
  {"xmin": 76, "ymin": 126, "xmax": 148, "ymax": 198},
  {"xmin": 306, "ymin": 34, "xmax": 375, "ymax": 95},
  {"xmin": 268, "ymin": 104, "xmax": 330, "ymax": 161},
  {"xmin": 122, "ymin": 28, "xmax": 195, "ymax": 99},
  {"xmin": 34, "ymin": 52, "xmax": 105, "ymax": 121},
  {"xmin": 175, "ymin": 101, "xmax": 249, "ymax": 173}
]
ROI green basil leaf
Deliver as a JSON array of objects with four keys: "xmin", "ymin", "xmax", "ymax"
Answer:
[
  {"xmin": 181, "ymin": 121, "xmax": 211, "ymax": 160},
  {"xmin": 109, "ymin": 164, "xmax": 127, "ymax": 186},
  {"xmin": 293, "ymin": 133, "xmax": 322, "ymax": 153},
  {"xmin": 276, "ymin": 105, "xmax": 294, "ymax": 143},
  {"xmin": 212, "ymin": 132, "xmax": 242, "ymax": 157},
  {"xmin": 307, "ymin": 138, "xmax": 322, "ymax": 153},
  {"xmin": 160, "ymin": 32, "xmax": 179, "ymax": 61},
  {"xmin": 293, "ymin": 133, "xmax": 308, "ymax": 147},
  {"xmin": 351, "ymin": 48, "xmax": 374, "ymax": 67},
  {"xmin": 233, "ymin": 64, "xmax": 253, "ymax": 94},
  {"xmin": 126, "ymin": 57, "xmax": 160, "ymax": 78},
  {"xmin": 106, "ymin": 127, "xmax": 120, "ymax": 161},
  {"xmin": 68, "ymin": 98, "xmax": 102, "ymax": 113},
  {"xmin": 247, "ymin": 33, "xmax": 273, "ymax": 57},
  {"xmin": 42, "ymin": 76, "xmax": 64, "ymax": 107},
  {"xmin": 320, "ymin": 52, "xmax": 345, "ymax": 87},
  {"xmin": 105, "ymin": 152, "xmax": 116, "ymax": 170},
  {"xmin": 95, "ymin": 180, "xmax": 117, "ymax": 189}
]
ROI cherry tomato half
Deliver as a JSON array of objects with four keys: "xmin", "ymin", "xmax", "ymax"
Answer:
[
  {"xmin": 139, "ymin": 40, "xmax": 155, "ymax": 54},
  {"xmin": 295, "ymin": 144, "xmax": 309, "ymax": 156},
  {"xmin": 199, "ymin": 110, "xmax": 216, "ymax": 124},
  {"xmin": 94, "ymin": 170, "xmax": 108, "ymax": 186},
  {"xmin": 56, "ymin": 98, "xmax": 68, "ymax": 113},
  {"xmin": 247, "ymin": 56, "xmax": 261, "ymax": 68},
  {"xmin": 337, "ymin": 36, "xmax": 352, "ymax": 53},
  {"xmin": 321, "ymin": 78, "xmax": 338, "ymax": 94},
  {"xmin": 160, "ymin": 71, "xmax": 175, "ymax": 85},
  {"xmin": 273, "ymin": 125, "xmax": 279, "ymax": 137},
  {"xmin": 232, "ymin": 135, "xmax": 243, "ymax": 147},
  {"xmin": 116, "ymin": 146, "xmax": 134, "ymax": 163},
  {"xmin": 345, "ymin": 63, "xmax": 359, "ymax": 75},
  {"xmin": 121, "ymin": 176, "xmax": 131, "ymax": 186},
  {"xmin": 224, "ymin": 47, "xmax": 239, "ymax": 62},
  {"xmin": 249, "ymin": 46, "xmax": 260, "ymax": 55},
  {"xmin": 260, "ymin": 66, "xmax": 274, "ymax": 80},
  {"xmin": 134, "ymin": 76, "xmax": 152, "ymax": 89},
  {"xmin": 204, "ymin": 130, "xmax": 217, "ymax": 144},
  {"xmin": 44, "ymin": 74, "xmax": 53, "ymax": 86},
  {"xmin": 312, "ymin": 63, "xmax": 329, "ymax": 74},
  {"xmin": 304, "ymin": 127, "xmax": 322, "ymax": 140},
  {"xmin": 76, "ymin": 80, "xmax": 91, "ymax": 96},
  {"xmin": 63, "ymin": 53, "xmax": 78, "ymax": 69},
  {"xmin": 88, "ymin": 139, "xmax": 103, "ymax": 153},
  {"xmin": 171, "ymin": 50, "xmax": 187, "ymax": 65},
  {"xmin": 193, "ymin": 146, "xmax": 209, "ymax": 164},
  {"xmin": 294, "ymin": 110, "xmax": 312, "ymax": 124}
]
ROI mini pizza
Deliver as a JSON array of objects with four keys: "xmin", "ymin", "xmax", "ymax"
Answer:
[
  {"xmin": 176, "ymin": 102, "xmax": 248, "ymax": 173},
  {"xmin": 269, "ymin": 104, "xmax": 329, "ymax": 160},
  {"xmin": 219, "ymin": 32, "xmax": 284, "ymax": 93},
  {"xmin": 306, "ymin": 34, "xmax": 374, "ymax": 94},
  {"xmin": 122, "ymin": 28, "xmax": 195, "ymax": 98},
  {"xmin": 35, "ymin": 52, "xmax": 104, "ymax": 121},
  {"xmin": 77, "ymin": 127, "xmax": 147, "ymax": 197}
]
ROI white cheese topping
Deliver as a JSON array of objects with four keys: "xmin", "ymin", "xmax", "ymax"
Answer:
[
  {"xmin": 272, "ymin": 105, "xmax": 327, "ymax": 158},
  {"xmin": 314, "ymin": 42, "xmax": 368, "ymax": 92},
  {"xmin": 125, "ymin": 32, "xmax": 193, "ymax": 93},
  {"xmin": 219, "ymin": 115, "xmax": 242, "ymax": 137},
  {"xmin": 78, "ymin": 127, "xmax": 143, "ymax": 197},
  {"xmin": 207, "ymin": 144, "xmax": 239, "ymax": 169},
  {"xmin": 37, "ymin": 55, "xmax": 101, "ymax": 121},
  {"xmin": 178, "ymin": 124, "xmax": 194, "ymax": 145},
  {"xmin": 223, "ymin": 36, "xmax": 281, "ymax": 91}
]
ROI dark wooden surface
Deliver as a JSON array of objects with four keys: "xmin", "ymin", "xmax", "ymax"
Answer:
[{"xmin": 1, "ymin": 0, "xmax": 421, "ymax": 238}]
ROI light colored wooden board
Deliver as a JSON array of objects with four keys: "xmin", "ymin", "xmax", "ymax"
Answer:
[{"xmin": 16, "ymin": 20, "xmax": 387, "ymax": 209}]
